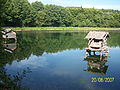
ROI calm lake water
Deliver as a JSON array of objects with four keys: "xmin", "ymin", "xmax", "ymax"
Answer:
[{"xmin": 0, "ymin": 30, "xmax": 120, "ymax": 90}]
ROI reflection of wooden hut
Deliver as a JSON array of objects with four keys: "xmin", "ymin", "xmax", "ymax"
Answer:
[
  {"xmin": 1, "ymin": 29, "xmax": 16, "ymax": 41},
  {"xmin": 3, "ymin": 43, "xmax": 17, "ymax": 53},
  {"xmin": 85, "ymin": 31, "xmax": 109, "ymax": 57},
  {"xmin": 85, "ymin": 55, "xmax": 108, "ymax": 61},
  {"xmin": 84, "ymin": 55, "xmax": 108, "ymax": 75}
]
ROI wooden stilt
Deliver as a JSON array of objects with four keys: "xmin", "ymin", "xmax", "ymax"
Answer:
[
  {"xmin": 93, "ymin": 51, "xmax": 96, "ymax": 55},
  {"xmin": 86, "ymin": 51, "xmax": 89, "ymax": 57},
  {"xmin": 100, "ymin": 51, "xmax": 103, "ymax": 60},
  {"xmin": 105, "ymin": 50, "xmax": 108, "ymax": 57},
  {"xmin": 4, "ymin": 38, "xmax": 7, "ymax": 44},
  {"xmin": 88, "ymin": 51, "xmax": 91, "ymax": 56}
]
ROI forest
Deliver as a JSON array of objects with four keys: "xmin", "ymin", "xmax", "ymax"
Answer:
[{"xmin": 0, "ymin": 0, "xmax": 120, "ymax": 27}]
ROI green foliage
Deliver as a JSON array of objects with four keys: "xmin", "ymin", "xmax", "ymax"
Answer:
[
  {"xmin": 31, "ymin": 1, "xmax": 44, "ymax": 11},
  {"xmin": 3, "ymin": 0, "xmax": 36, "ymax": 27},
  {"xmin": 0, "ymin": 67, "xmax": 30, "ymax": 89},
  {"xmin": 68, "ymin": 8, "xmax": 120, "ymax": 27},
  {"xmin": 35, "ymin": 11, "xmax": 46, "ymax": 26},
  {"xmin": 43, "ymin": 5, "xmax": 73, "ymax": 27},
  {"xmin": 1, "ymin": 0, "xmax": 120, "ymax": 27},
  {"xmin": 0, "ymin": 0, "xmax": 11, "ymax": 26}
]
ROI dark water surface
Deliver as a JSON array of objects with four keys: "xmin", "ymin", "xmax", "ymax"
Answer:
[{"xmin": 0, "ymin": 31, "xmax": 120, "ymax": 90}]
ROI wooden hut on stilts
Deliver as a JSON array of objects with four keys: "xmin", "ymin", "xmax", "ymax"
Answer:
[
  {"xmin": 1, "ymin": 29, "xmax": 17, "ymax": 43},
  {"xmin": 85, "ymin": 31, "xmax": 109, "ymax": 60},
  {"xmin": 1, "ymin": 29, "xmax": 17, "ymax": 53}
]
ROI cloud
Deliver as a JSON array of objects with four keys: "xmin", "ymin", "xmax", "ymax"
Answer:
[
  {"xmin": 73, "ymin": 4, "xmax": 120, "ymax": 10},
  {"xmin": 14, "ymin": 54, "xmax": 48, "ymax": 69}
]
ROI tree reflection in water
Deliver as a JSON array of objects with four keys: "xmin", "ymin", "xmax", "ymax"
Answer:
[
  {"xmin": 0, "ymin": 31, "xmax": 120, "ymax": 89},
  {"xmin": 0, "ymin": 66, "xmax": 31, "ymax": 90}
]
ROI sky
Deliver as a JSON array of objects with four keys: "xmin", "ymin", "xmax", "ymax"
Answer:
[{"xmin": 28, "ymin": 0, "xmax": 120, "ymax": 10}]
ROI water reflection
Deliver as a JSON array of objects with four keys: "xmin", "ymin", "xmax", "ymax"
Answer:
[
  {"xmin": 0, "ymin": 67, "xmax": 31, "ymax": 90},
  {"xmin": 0, "ymin": 31, "xmax": 120, "ymax": 90},
  {"xmin": 3, "ymin": 42, "xmax": 17, "ymax": 53},
  {"xmin": 84, "ymin": 55, "xmax": 108, "ymax": 75}
]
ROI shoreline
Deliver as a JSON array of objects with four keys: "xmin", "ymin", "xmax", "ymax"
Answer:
[{"xmin": 3, "ymin": 27, "xmax": 120, "ymax": 31}]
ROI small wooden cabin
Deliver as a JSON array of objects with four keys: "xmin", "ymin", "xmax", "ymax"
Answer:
[
  {"xmin": 1, "ymin": 29, "xmax": 16, "ymax": 40},
  {"xmin": 85, "ymin": 31, "xmax": 109, "ymax": 57}
]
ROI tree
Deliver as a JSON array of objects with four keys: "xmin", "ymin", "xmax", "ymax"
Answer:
[
  {"xmin": 35, "ymin": 11, "xmax": 46, "ymax": 26},
  {"xmin": 31, "ymin": 1, "xmax": 45, "ymax": 26},
  {"xmin": 1, "ymin": 0, "xmax": 120, "ymax": 27},
  {"xmin": 0, "ymin": 0, "xmax": 11, "ymax": 26},
  {"xmin": 43, "ymin": 5, "xmax": 73, "ymax": 27},
  {"xmin": 3, "ymin": 0, "xmax": 36, "ymax": 27},
  {"xmin": 31, "ymin": 1, "xmax": 44, "ymax": 11}
]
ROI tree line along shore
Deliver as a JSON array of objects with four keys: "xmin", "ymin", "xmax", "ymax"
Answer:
[{"xmin": 0, "ymin": 0, "xmax": 120, "ymax": 28}]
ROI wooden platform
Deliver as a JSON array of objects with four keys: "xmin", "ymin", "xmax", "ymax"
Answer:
[
  {"xmin": 85, "ymin": 46, "xmax": 108, "ymax": 52},
  {"xmin": 85, "ymin": 31, "xmax": 109, "ymax": 57}
]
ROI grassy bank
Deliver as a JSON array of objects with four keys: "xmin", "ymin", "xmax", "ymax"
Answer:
[{"xmin": 3, "ymin": 27, "xmax": 120, "ymax": 31}]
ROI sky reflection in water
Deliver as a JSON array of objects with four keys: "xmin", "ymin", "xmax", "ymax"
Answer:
[{"xmin": 1, "ymin": 31, "xmax": 120, "ymax": 90}]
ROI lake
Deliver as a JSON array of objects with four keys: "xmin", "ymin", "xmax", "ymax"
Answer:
[{"xmin": 0, "ymin": 30, "xmax": 120, "ymax": 90}]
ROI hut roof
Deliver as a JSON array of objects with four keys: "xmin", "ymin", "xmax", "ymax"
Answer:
[{"xmin": 85, "ymin": 31, "xmax": 109, "ymax": 40}]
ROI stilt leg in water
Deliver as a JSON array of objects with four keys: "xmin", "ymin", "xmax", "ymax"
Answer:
[
  {"xmin": 100, "ymin": 51, "xmax": 103, "ymax": 60},
  {"xmin": 105, "ymin": 50, "xmax": 108, "ymax": 57},
  {"xmin": 88, "ymin": 51, "xmax": 91, "ymax": 56},
  {"xmin": 93, "ymin": 51, "xmax": 96, "ymax": 55},
  {"xmin": 86, "ymin": 51, "xmax": 89, "ymax": 57}
]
